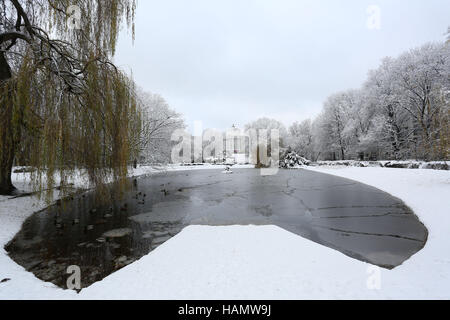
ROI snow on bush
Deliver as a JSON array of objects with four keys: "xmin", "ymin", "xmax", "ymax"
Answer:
[
  {"xmin": 313, "ymin": 160, "xmax": 449, "ymax": 170},
  {"xmin": 280, "ymin": 151, "xmax": 311, "ymax": 168}
]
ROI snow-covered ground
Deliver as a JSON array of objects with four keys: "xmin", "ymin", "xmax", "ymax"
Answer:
[
  {"xmin": 318, "ymin": 160, "xmax": 448, "ymax": 169},
  {"xmin": 0, "ymin": 165, "xmax": 449, "ymax": 299}
]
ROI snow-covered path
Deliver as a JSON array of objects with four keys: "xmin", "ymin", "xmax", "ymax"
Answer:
[{"xmin": 0, "ymin": 166, "xmax": 449, "ymax": 299}]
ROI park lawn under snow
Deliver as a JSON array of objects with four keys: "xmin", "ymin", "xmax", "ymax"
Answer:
[{"xmin": 0, "ymin": 165, "xmax": 449, "ymax": 299}]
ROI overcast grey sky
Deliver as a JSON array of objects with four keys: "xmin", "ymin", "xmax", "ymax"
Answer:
[{"xmin": 114, "ymin": 0, "xmax": 450, "ymax": 132}]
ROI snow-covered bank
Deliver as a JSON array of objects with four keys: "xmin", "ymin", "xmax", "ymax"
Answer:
[
  {"xmin": 303, "ymin": 166, "xmax": 450, "ymax": 298},
  {"xmin": 312, "ymin": 160, "xmax": 449, "ymax": 170},
  {"xmin": 0, "ymin": 187, "xmax": 76, "ymax": 299},
  {"xmin": 1, "ymin": 166, "xmax": 449, "ymax": 299},
  {"xmin": 80, "ymin": 225, "xmax": 377, "ymax": 300}
]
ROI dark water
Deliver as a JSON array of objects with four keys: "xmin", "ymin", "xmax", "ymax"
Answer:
[{"xmin": 5, "ymin": 169, "xmax": 428, "ymax": 289}]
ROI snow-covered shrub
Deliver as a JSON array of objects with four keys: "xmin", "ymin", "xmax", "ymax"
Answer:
[
  {"xmin": 280, "ymin": 151, "xmax": 311, "ymax": 168},
  {"xmin": 383, "ymin": 162, "xmax": 410, "ymax": 169},
  {"xmin": 313, "ymin": 160, "xmax": 449, "ymax": 170},
  {"xmin": 420, "ymin": 162, "xmax": 449, "ymax": 170}
]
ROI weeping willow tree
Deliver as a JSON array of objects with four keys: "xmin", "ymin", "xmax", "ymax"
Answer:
[{"xmin": 0, "ymin": 0, "xmax": 141, "ymax": 197}]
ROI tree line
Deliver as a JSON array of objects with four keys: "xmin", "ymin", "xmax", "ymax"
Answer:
[{"xmin": 288, "ymin": 41, "xmax": 449, "ymax": 162}]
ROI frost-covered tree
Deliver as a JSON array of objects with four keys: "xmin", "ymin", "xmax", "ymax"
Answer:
[
  {"xmin": 314, "ymin": 91, "xmax": 355, "ymax": 160},
  {"xmin": 245, "ymin": 117, "xmax": 288, "ymax": 147},
  {"xmin": 393, "ymin": 43, "xmax": 450, "ymax": 159},
  {"xmin": 0, "ymin": 0, "xmax": 138, "ymax": 196},
  {"xmin": 306, "ymin": 41, "xmax": 449, "ymax": 162},
  {"xmin": 287, "ymin": 119, "xmax": 315, "ymax": 160},
  {"xmin": 364, "ymin": 58, "xmax": 413, "ymax": 159},
  {"xmin": 137, "ymin": 90, "xmax": 185, "ymax": 164},
  {"xmin": 245, "ymin": 117, "xmax": 287, "ymax": 166}
]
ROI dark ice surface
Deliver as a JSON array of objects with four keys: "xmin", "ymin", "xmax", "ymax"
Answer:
[{"xmin": 5, "ymin": 169, "xmax": 428, "ymax": 289}]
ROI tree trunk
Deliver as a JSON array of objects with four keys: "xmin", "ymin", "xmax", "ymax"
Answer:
[
  {"xmin": 0, "ymin": 51, "xmax": 17, "ymax": 195},
  {"xmin": 0, "ymin": 143, "xmax": 16, "ymax": 195}
]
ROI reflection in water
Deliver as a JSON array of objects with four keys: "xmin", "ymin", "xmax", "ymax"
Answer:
[{"xmin": 6, "ymin": 169, "xmax": 428, "ymax": 290}]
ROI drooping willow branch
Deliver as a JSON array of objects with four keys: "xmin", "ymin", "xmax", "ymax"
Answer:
[{"xmin": 0, "ymin": 0, "xmax": 140, "ymax": 200}]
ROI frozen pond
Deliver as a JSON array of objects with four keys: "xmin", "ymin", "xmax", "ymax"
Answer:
[{"xmin": 6, "ymin": 169, "xmax": 428, "ymax": 289}]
